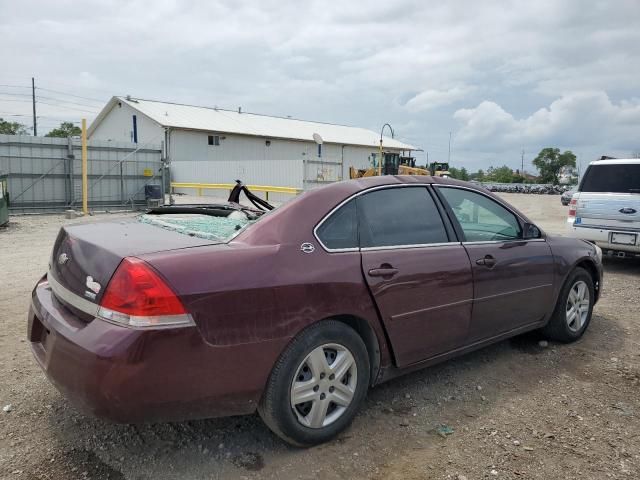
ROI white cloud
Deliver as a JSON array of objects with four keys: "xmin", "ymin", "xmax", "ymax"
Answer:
[
  {"xmin": 453, "ymin": 91, "xmax": 640, "ymax": 152},
  {"xmin": 404, "ymin": 86, "xmax": 476, "ymax": 112}
]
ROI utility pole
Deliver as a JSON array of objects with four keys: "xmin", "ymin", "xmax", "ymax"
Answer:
[
  {"xmin": 521, "ymin": 149, "xmax": 524, "ymax": 174},
  {"xmin": 448, "ymin": 132, "xmax": 452, "ymax": 164},
  {"xmin": 31, "ymin": 77, "xmax": 37, "ymax": 136}
]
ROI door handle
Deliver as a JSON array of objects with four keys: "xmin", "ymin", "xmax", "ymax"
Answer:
[
  {"xmin": 368, "ymin": 267, "xmax": 399, "ymax": 278},
  {"xmin": 476, "ymin": 255, "xmax": 496, "ymax": 267}
]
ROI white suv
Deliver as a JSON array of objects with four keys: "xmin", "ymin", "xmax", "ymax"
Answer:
[{"xmin": 567, "ymin": 158, "xmax": 640, "ymax": 257}]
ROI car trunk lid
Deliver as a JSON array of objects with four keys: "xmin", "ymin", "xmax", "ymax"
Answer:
[{"xmin": 48, "ymin": 217, "xmax": 223, "ymax": 314}]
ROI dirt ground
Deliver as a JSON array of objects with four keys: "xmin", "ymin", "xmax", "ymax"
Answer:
[{"xmin": 1, "ymin": 194, "xmax": 639, "ymax": 480}]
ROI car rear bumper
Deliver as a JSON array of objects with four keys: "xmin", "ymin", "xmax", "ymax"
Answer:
[
  {"xmin": 28, "ymin": 276, "xmax": 288, "ymax": 423},
  {"xmin": 567, "ymin": 224, "xmax": 640, "ymax": 255}
]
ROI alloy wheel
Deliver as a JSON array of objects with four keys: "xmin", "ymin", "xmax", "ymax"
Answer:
[
  {"xmin": 290, "ymin": 343, "xmax": 358, "ymax": 428},
  {"xmin": 566, "ymin": 280, "xmax": 590, "ymax": 332}
]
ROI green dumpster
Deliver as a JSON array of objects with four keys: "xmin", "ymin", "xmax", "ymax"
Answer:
[{"xmin": 0, "ymin": 172, "xmax": 8, "ymax": 227}]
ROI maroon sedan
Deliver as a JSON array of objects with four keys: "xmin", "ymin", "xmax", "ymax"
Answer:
[{"xmin": 28, "ymin": 176, "xmax": 602, "ymax": 446}]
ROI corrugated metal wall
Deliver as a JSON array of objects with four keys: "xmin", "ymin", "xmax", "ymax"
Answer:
[
  {"xmin": 0, "ymin": 134, "xmax": 162, "ymax": 213},
  {"xmin": 168, "ymin": 130, "xmax": 402, "ymax": 191}
]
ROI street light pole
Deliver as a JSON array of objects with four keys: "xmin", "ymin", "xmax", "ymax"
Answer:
[{"xmin": 379, "ymin": 123, "xmax": 394, "ymax": 176}]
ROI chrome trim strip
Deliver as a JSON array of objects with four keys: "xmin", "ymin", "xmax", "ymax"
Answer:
[
  {"xmin": 474, "ymin": 283, "xmax": 553, "ymax": 303},
  {"xmin": 313, "ymin": 182, "xmax": 545, "ymax": 252},
  {"xmin": 48, "ymin": 270, "xmax": 99, "ymax": 316},
  {"xmin": 360, "ymin": 241, "xmax": 461, "ymax": 252},
  {"xmin": 313, "ymin": 183, "xmax": 437, "ymax": 253},
  {"xmin": 462, "ymin": 239, "xmax": 547, "ymax": 245},
  {"xmin": 97, "ymin": 306, "xmax": 195, "ymax": 329},
  {"xmin": 573, "ymin": 224, "xmax": 640, "ymax": 233},
  {"xmin": 392, "ymin": 297, "xmax": 473, "ymax": 321}
]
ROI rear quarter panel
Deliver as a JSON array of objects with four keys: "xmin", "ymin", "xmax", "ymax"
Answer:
[
  {"xmin": 545, "ymin": 235, "xmax": 603, "ymax": 303},
  {"xmin": 143, "ymin": 243, "xmax": 380, "ymax": 340},
  {"xmin": 141, "ymin": 242, "xmax": 391, "ymax": 385}
]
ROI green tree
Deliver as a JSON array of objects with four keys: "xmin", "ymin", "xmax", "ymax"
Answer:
[
  {"xmin": 486, "ymin": 165, "xmax": 514, "ymax": 183},
  {"xmin": 469, "ymin": 169, "xmax": 485, "ymax": 181},
  {"xmin": 447, "ymin": 166, "xmax": 470, "ymax": 181},
  {"xmin": 448, "ymin": 167, "xmax": 461, "ymax": 179},
  {"xmin": 533, "ymin": 148, "xmax": 577, "ymax": 185},
  {"xmin": 45, "ymin": 122, "xmax": 82, "ymax": 138},
  {"xmin": 0, "ymin": 118, "xmax": 28, "ymax": 135}
]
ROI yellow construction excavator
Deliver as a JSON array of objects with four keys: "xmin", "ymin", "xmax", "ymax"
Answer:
[{"xmin": 349, "ymin": 153, "xmax": 450, "ymax": 179}]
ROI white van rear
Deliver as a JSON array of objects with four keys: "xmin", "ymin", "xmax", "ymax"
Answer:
[{"xmin": 567, "ymin": 159, "xmax": 640, "ymax": 257}]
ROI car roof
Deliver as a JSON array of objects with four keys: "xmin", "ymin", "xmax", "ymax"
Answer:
[
  {"xmin": 337, "ymin": 174, "xmax": 482, "ymax": 192},
  {"xmin": 589, "ymin": 158, "xmax": 640, "ymax": 165},
  {"xmin": 237, "ymin": 174, "xmax": 536, "ymax": 246}
]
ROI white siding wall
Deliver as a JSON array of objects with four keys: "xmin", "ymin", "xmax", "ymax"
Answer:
[
  {"xmin": 90, "ymin": 102, "xmax": 164, "ymax": 146},
  {"xmin": 91, "ymin": 107, "xmax": 407, "ymax": 195},
  {"xmin": 168, "ymin": 130, "xmax": 399, "ymax": 189}
]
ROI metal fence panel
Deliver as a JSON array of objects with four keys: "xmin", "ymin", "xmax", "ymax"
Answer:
[{"xmin": 0, "ymin": 134, "xmax": 162, "ymax": 213}]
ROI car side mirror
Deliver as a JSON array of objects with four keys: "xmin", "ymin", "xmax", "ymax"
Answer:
[{"xmin": 522, "ymin": 222, "xmax": 541, "ymax": 239}]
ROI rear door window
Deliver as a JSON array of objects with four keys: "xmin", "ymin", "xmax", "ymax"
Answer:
[
  {"xmin": 316, "ymin": 200, "xmax": 358, "ymax": 250},
  {"xmin": 579, "ymin": 164, "xmax": 640, "ymax": 193},
  {"xmin": 357, "ymin": 187, "xmax": 449, "ymax": 247},
  {"xmin": 438, "ymin": 187, "xmax": 522, "ymax": 242}
]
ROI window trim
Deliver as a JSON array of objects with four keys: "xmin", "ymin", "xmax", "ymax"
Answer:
[
  {"xmin": 313, "ymin": 184, "xmax": 459, "ymax": 253},
  {"xmin": 433, "ymin": 185, "xmax": 546, "ymax": 244},
  {"xmin": 360, "ymin": 241, "xmax": 461, "ymax": 252}
]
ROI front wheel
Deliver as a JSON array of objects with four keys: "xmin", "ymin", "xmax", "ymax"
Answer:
[
  {"xmin": 258, "ymin": 320, "xmax": 370, "ymax": 447},
  {"xmin": 542, "ymin": 267, "xmax": 594, "ymax": 342}
]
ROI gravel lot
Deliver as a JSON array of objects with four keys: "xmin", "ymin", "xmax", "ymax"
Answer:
[{"xmin": 1, "ymin": 194, "xmax": 639, "ymax": 480}]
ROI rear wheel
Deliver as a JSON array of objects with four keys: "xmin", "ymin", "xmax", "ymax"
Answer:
[
  {"xmin": 258, "ymin": 320, "xmax": 370, "ymax": 447},
  {"xmin": 542, "ymin": 267, "xmax": 594, "ymax": 342}
]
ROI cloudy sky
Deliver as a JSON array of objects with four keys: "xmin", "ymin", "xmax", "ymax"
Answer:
[{"xmin": 1, "ymin": 0, "xmax": 639, "ymax": 172}]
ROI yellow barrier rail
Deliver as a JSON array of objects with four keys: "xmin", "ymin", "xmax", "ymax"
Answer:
[{"xmin": 171, "ymin": 182, "xmax": 302, "ymax": 200}]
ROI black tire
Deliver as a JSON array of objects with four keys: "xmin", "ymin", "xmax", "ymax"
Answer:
[
  {"xmin": 258, "ymin": 320, "xmax": 370, "ymax": 447},
  {"xmin": 542, "ymin": 267, "xmax": 594, "ymax": 342}
]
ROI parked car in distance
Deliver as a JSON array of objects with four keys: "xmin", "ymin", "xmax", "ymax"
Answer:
[
  {"xmin": 567, "ymin": 158, "xmax": 640, "ymax": 258},
  {"xmin": 561, "ymin": 188, "xmax": 576, "ymax": 206},
  {"xmin": 29, "ymin": 176, "xmax": 603, "ymax": 447}
]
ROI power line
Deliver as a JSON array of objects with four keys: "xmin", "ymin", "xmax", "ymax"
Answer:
[
  {"xmin": 0, "ymin": 91, "xmax": 101, "ymax": 110},
  {"xmin": 1, "ymin": 99, "xmax": 98, "ymax": 113},
  {"xmin": 0, "ymin": 91, "xmax": 32, "ymax": 97},
  {"xmin": 37, "ymin": 87, "xmax": 105, "ymax": 104},
  {"xmin": 33, "ymin": 79, "xmax": 115, "ymax": 96},
  {"xmin": 36, "ymin": 94, "xmax": 101, "ymax": 109},
  {"xmin": 33, "ymin": 100, "xmax": 99, "ymax": 113},
  {"xmin": 0, "ymin": 113, "xmax": 80, "ymax": 122},
  {"xmin": 0, "ymin": 98, "xmax": 32, "ymax": 103}
]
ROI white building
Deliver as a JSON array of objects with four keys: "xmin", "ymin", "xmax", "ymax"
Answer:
[{"xmin": 88, "ymin": 96, "xmax": 418, "ymax": 192}]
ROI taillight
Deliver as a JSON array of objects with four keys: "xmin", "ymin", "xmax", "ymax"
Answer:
[
  {"xmin": 98, "ymin": 257, "xmax": 194, "ymax": 328},
  {"xmin": 568, "ymin": 198, "xmax": 577, "ymax": 218}
]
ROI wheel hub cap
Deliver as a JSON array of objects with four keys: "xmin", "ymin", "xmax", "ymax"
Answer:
[{"xmin": 290, "ymin": 343, "xmax": 357, "ymax": 429}]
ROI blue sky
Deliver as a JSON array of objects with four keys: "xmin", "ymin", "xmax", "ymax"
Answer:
[{"xmin": 1, "ymin": 0, "xmax": 639, "ymax": 173}]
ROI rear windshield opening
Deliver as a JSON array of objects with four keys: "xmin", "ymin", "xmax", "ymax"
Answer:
[
  {"xmin": 139, "ymin": 210, "xmax": 257, "ymax": 241},
  {"xmin": 580, "ymin": 164, "xmax": 640, "ymax": 193}
]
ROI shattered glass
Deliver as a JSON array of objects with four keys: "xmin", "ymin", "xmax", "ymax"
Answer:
[{"xmin": 139, "ymin": 213, "xmax": 254, "ymax": 241}]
